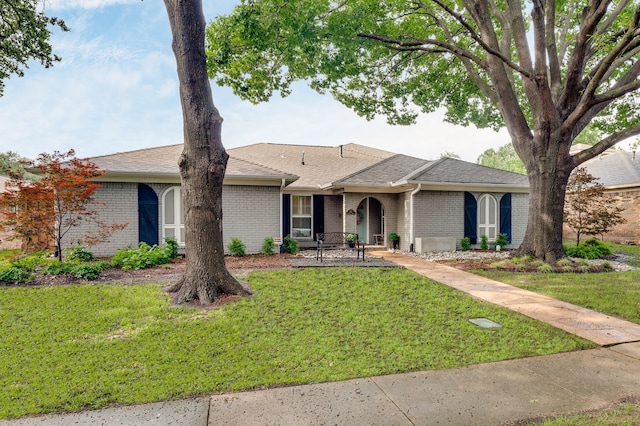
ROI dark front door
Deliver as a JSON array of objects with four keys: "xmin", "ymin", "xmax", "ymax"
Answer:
[{"xmin": 138, "ymin": 184, "xmax": 159, "ymax": 246}]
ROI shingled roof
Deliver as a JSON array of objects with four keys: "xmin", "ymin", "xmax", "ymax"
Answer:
[
  {"xmin": 90, "ymin": 144, "xmax": 297, "ymax": 183},
  {"xmin": 87, "ymin": 142, "xmax": 529, "ymax": 192},
  {"xmin": 580, "ymin": 150, "xmax": 640, "ymax": 189},
  {"xmin": 333, "ymin": 155, "xmax": 528, "ymax": 191}
]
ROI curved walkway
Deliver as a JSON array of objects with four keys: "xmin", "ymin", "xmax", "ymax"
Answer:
[{"xmin": 369, "ymin": 250, "xmax": 640, "ymax": 346}]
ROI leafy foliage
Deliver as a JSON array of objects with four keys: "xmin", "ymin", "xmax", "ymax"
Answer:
[
  {"xmin": 227, "ymin": 237, "xmax": 246, "ymax": 256},
  {"xmin": 0, "ymin": 266, "xmax": 32, "ymax": 284},
  {"xmin": 564, "ymin": 168, "xmax": 626, "ymax": 245},
  {"xmin": 480, "ymin": 235, "xmax": 489, "ymax": 250},
  {"xmin": 164, "ymin": 237, "xmax": 179, "ymax": 259},
  {"xmin": 282, "ymin": 235, "xmax": 299, "ymax": 254},
  {"xmin": 495, "ymin": 233, "xmax": 509, "ymax": 249},
  {"xmin": 0, "ymin": 0, "xmax": 68, "ymax": 96},
  {"xmin": 0, "ymin": 150, "xmax": 128, "ymax": 260},
  {"xmin": 477, "ymin": 144, "xmax": 526, "ymax": 174},
  {"xmin": 65, "ymin": 246, "xmax": 94, "ymax": 262},
  {"xmin": 564, "ymin": 238, "xmax": 613, "ymax": 260},
  {"xmin": 111, "ymin": 242, "xmax": 173, "ymax": 271},
  {"xmin": 460, "ymin": 237, "xmax": 471, "ymax": 251},
  {"xmin": 259, "ymin": 237, "xmax": 276, "ymax": 255}
]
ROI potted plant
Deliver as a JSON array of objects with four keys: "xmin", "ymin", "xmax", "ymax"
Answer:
[
  {"xmin": 388, "ymin": 232, "xmax": 400, "ymax": 249},
  {"xmin": 346, "ymin": 233, "xmax": 358, "ymax": 248}
]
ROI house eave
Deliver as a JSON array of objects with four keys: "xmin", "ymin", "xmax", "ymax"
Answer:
[
  {"xmin": 393, "ymin": 180, "xmax": 530, "ymax": 193},
  {"xmin": 97, "ymin": 172, "xmax": 296, "ymax": 186}
]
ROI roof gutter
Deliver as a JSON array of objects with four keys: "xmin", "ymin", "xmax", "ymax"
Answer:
[{"xmin": 410, "ymin": 183, "xmax": 422, "ymax": 252}]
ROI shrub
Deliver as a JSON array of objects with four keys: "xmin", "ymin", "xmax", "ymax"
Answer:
[
  {"xmin": 0, "ymin": 266, "xmax": 33, "ymax": 283},
  {"xmin": 495, "ymin": 233, "xmax": 509, "ymax": 249},
  {"xmin": 11, "ymin": 251, "xmax": 48, "ymax": 272},
  {"xmin": 164, "ymin": 237, "xmax": 179, "ymax": 259},
  {"xmin": 460, "ymin": 237, "xmax": 471, "ymax": 251},
  {"xmin": 480, "ymin": 235, "xmax": 489, "ymax": 250},
  {"xmin": 69, "ymin": 262, "xmax": 105, "ymax": 280},
  {"xmin": 564, "ymin": 238, "xmax": 612, "ymax": 259},
  {"xmin": 346, "ymin": 233, "xmax": 357, "ymax": 242},
  {"xmin": 260, "ymin": 237, "xmax": 276, "ymax": 255},
  {"xmin": 42, "ymin": 260, "xmax": 72, "ymax": 276},
  {"xmin": 112, "ymin": 242, "xmax": 172, "ymax": 271},
  {"xmin": 282, "ymin": 235, "xmax": 299, "ymax": 254},
  {"xmin": 227, "ymin": 237, "xmax": 246, "ymax": 257},
  {"xmin": 65, "ymin": 246, "xmax": 94, "ymax": 262},
  {"xmin": 388, "ymin": 232, "xmax": 399, "ymax": 241}
]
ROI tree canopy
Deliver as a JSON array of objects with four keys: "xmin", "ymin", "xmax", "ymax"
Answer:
[
  {"xmin": 0, "ymin": 0, "xmax": 68, "ymax": 96},
  {"xmin": 477, "ymin": 143, "xmax": 526, "ymax": 174},
  {"xmin": 208, "ymin": 0, "xmax": 640, "ymax": 261}
]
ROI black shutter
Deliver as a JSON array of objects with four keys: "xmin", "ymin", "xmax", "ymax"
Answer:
[
  {"xmin": 500, "ymin": 193, "xmax": 512, "ymax": 243},
  {"xmin": 464, "ymin": 192, "xmax": 477, "ymax": 244},
  {"xmin": 313, "ymin": 195, "xmax": 324, "ymax": 240},
  {"xmin": 138, "ymin": 184, "xmax": 159, "ymax": 246},
  {"xmin": 282, "ymin": 194, "xmax": 291, "ymax": 238}
]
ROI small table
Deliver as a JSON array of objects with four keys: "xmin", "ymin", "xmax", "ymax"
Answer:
[{"xmin": 373, "ymin": 234, "xmax": 384, "ymax": 245}]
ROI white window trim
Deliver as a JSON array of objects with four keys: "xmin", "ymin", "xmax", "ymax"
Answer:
[
  {"xmin": 291, "ymin": 194, "xmax": 313, "ymax": 240},
  {"xmin": 162, "ymin": 186, "xmax": 185, "ymax": 247},
  {"xmin": 478, "ymin": 194, "xmax": 498, "ymax": 242}
]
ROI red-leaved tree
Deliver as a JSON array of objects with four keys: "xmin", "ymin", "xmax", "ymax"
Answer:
[
  {"xmin": 564, "ymin": 167, "xmax": 626, "ymax": 246},
  {"xmin": 0, "ymin": 150, "xmax": 128, "ymax": 260}
]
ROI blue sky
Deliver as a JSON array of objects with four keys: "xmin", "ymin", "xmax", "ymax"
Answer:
[{"xmin": 0, "ymin": 0, "xmax": 511, "ymax": 162}]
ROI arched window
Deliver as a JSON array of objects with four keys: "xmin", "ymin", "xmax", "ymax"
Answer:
[
  {"xmin": 162, "ymin": 186, "xmax": 185, "ymax": 246},
  {"xmin": 478, "ymin": 194, "xmax": 498, "ymax": 241}
]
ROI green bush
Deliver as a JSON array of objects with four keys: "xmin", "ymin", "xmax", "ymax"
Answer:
[
  {"xmin": 112, "ymin": 242, "xmax": 172, "ymax": 271},
  {"xmin": 480, "ymin": 235, "xmax": 489, "ymax": 250},
  {"xmin": 11, "ymin": 251, "xmax": 49, "ymax": 272},
  {"xmin": 388, "ymin": 232, "xmax": 399, "ymax": 241},
  {"xmin": 260, "ymin": 237, "xmax": 276, "ymax": 255},
  {"xmin": 495, "ymin": 233, "xmax": 509, "ymax": 249},
  {"xmin": 69, "ymin": 262, "xmax": 105, "ymax": 280},
  {"xmin": 0, "ymin": 266, "xmax": 33, "ymax": 283},
  {"xmin": 564, "ymin": 238, "xmax": 612, "ymax": 259},
  {"xmin": 282, "ymin": 235, "xmax": 299, "ymax": 254},
  {"xmin": 460, "ymin": 237, "xmax": 471, "ymax": 251},
  {"xmin": 164, "ymin": 237, "xmax": 179, "ymax": 259},
  {"xmin": 65, "ymin": 246, "xmax": 94, "ymax": 262},
  {"xmin": 42, "ymin": 260, "xmax": 73, "ymax": 276},
  {"xmin": 227, "ymin": 237, "xmax": 246, "ymax": 256}
]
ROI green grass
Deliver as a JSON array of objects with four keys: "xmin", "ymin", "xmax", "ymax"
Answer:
[
  {"xmin": 0, "ymin": 249, "xmax": 20, "ymax": 262},
  {"xmin": 475, "ymin": 270, "xmax": 640, "ymax": 324},
  {"xmin": 0, "ymin": 268, "xmax": 592, "ymax": 419},
  {"xmin": 526, "ymin": 400, "xmax": 640, "ymax": 425}
]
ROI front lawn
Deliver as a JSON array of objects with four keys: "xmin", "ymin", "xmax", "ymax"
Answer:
[
  {"xmin": 475, "ymin": 270, "xmax": 640, "ymax": 324},
  {"xmin": 0, "ymin": 268, "xmax": 592, "ymax": 419}
]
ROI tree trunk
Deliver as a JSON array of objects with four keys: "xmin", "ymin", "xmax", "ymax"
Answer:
[
  {"xmin": 515, "ymin": 143, "xmax": 573, "ymax": 263},
  {"xmin": 163, "ymin": 0, "xmax": 251, "ymax": 304}
]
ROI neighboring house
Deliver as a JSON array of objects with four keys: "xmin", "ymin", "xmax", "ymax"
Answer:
[
  {"xmin": 63, "ymin": 143, "xmax": 529, "ymax": 256},
  {"xmin": 0, "ymin": 175, "xmax": 21, "ymax": 251},
  {"xmin": 572, "ymin": 149, "xmax": 640, "ymax": 244}
]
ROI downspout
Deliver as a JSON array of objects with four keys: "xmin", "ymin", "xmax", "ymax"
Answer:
[
  {"xmin": 280, "ymin": 178, "xmax": 286, "ymax": 248},
  {"xmin": 409, "ymin": 184, "xmax": 422, "ymax": 252}
]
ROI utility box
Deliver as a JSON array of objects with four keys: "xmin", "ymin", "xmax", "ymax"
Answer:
[{"xmin": 414, "ymin": 237, "xmax": 456, "ymax": 253}]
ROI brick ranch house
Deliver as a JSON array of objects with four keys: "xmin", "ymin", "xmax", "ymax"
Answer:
[
  {"xmin": 570, "ymin": 148, "xmax": 640, "ymax": 244},
  {"xmin": 59, "ymin": 142, "xmax": 529, "ymax": 256}
]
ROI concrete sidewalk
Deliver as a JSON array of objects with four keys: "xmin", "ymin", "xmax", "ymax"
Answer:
[{"xmin": 3, "ymin": 252, "xmax": 640, "ymax": 425}]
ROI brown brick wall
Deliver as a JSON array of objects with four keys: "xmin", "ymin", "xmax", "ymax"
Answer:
[{"xmin": 563, "ymin": 188, "xmax": 640, "ymax": 244}]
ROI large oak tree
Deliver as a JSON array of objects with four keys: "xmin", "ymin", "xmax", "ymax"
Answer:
[
  {"xmin": 163, "ymin": 0, "xmax": 251, "ymax": 304},
  {"xmin": 207, "ymin": 0, "xmax": 640, "ymax": 262}
]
